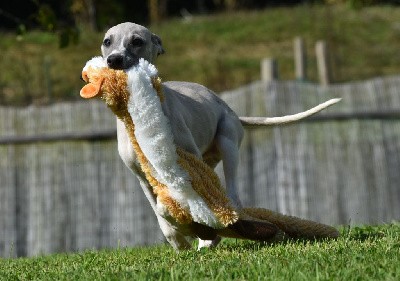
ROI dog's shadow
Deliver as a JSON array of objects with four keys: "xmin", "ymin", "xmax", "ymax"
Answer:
[
  {"xmin": 215, "ymin": 225, "xmax": 388, "ymax": 251},
  {"xmin": 342, "ymin": 225, "xmax": 386, "ymax": 241},
  {"xmin": 216, "ymin": 237, "xmax": 329, "ymax": 251}
]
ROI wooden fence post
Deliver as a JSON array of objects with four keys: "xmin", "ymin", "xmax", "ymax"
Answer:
[
  {"xmin": 261, "ymin": 58, "xmax": 278, "ymax": 82},
  {"xmin": 294, "ymin": 37, "xmax": 307, "ymax": 81},
  {"xmin": 43, "ymin": 55, "xmax": 52, "ymax": 102},
  {"xmin": 149, "ymin": 0, "xmax": 160, "ymax": 24},
  {"xmin": 315, "ymin": 40, "xmax": 332, "ymax": 86}
]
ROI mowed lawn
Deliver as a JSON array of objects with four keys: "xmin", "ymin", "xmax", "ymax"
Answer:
[{"xmin": 1, "ymin": 224, "xmax": 399, "ymax": 280}]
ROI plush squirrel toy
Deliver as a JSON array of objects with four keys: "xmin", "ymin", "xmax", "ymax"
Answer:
[{"xmin": 80, "ymin": 57, "xmax": 339, "ymax": 242}]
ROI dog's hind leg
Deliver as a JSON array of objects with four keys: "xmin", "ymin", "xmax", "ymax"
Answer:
[{"xmin": 216, "ymin": 116, "xmax": 244, "ymax": 209}]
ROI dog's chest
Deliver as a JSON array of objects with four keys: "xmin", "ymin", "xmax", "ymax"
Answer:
[{"xmin": 116, "ymin": 118, "xmax": 141, "ymax": 169}]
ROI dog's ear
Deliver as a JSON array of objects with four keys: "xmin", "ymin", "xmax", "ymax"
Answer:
[{"xmin": 151, "ymin": 33, "xmax": 165, "ymax": 56}]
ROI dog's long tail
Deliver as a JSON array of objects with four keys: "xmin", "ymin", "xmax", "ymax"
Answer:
[{"xmin": 239, "ymin": 98, "xmax": 341, "ymax": 127}]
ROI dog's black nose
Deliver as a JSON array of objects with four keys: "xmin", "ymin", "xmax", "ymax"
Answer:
[{"xmin": 107, "ymin": 54, "xmax": 124, "ymax": 69}]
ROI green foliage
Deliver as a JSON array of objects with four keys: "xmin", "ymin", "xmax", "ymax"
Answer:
[
  {"xmin": 35, "ymin": 3, "xmax": 58, "ymax": 31},
  {"xmin": 325, "ymin": 0, "xmax": 397, "ymax": 8},
  {"xmin": 58, "ymin": 27, "xmax": 80, "ymax": 48},
  {"xmin": 0, "ymin": 224, "xmax": 399, "ymax": 280},
  {"xmin": 2, "ymin": 5, "xmax": 400, "ymax": 105}
]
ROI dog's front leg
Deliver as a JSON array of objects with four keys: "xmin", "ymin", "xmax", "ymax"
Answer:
[
  {"xmin": 198, "ymin": 236, "xmax": 222, "ymax": 250},
  {"xmin": 155, "ymin": 215, "xmax": 192, "ymax": 251},
  {"xmin": 118, "ymin": 120, "xmax": 192, "ymax": 250},
  {"xmin": 135, "ymin": 177, "xmax": 192, "ymax": 251}
]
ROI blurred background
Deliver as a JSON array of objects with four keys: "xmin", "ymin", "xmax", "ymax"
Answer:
[
  {"xmin": 2, "ymin": 0, "xmax": 400, "ymax": 105},
  {"xmin": 1, "ymin": 0, "xmax": 400, "ymax": 257}
]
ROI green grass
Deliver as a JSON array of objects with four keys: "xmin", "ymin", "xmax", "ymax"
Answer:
[
  {"xmin": 2, "ymin": 4, "xmax": 400, "ymax": 105},
  {"xmin": 1, "ymin": 224, "xmax": 399, "ymax": 280}
]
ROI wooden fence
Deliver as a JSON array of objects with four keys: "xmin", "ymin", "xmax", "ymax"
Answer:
[{"xmin": 1, "ymin": 76, "xmax": 400, "ymax": 257}]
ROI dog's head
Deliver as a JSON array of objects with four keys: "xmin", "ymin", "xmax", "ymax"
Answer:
[{"xmin": 101, "ymin": 22, "xmax": 165, "ymax": 70}]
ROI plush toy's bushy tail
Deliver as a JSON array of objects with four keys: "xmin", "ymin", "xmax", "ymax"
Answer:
[{"xmin": 242, "ymin": 208, "xmax": 340, "ymax": 240}]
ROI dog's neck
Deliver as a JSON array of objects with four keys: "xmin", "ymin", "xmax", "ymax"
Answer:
[{"xmin": 104, "ymin": 74, "xmax": 163, "ymax": 119}]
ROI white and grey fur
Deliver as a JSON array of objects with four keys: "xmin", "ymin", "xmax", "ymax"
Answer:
[{"xmin": 101, "ymin": 22, "xmax": 340, "ymax": 250}]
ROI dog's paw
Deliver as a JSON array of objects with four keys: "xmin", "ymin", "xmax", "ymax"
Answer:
[{"xmin": 197, "ymin": 236, "xmax": 222, "ymax": 250}]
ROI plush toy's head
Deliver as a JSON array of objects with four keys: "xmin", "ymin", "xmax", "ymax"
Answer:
[
  {"xmin": 80, "ymin": 57, "xmax": 107, "ymax": 99},
  {"xmin": 80, "ymin": 57, "xmax": 130, "ymax": 117}
]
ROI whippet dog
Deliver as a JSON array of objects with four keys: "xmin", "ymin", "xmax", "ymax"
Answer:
[{"xmin": 100, "ymin": 22, "xmax": 340, "ymax": 250}]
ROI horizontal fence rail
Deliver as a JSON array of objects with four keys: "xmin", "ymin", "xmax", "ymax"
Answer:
[
  {"xmin": 2, "ymin": 110, "xmax": 400, "ymax": 145},
  {"xmin": 306, "ymin": 110, "xmax": 400, "ymax": 122},
  {"xmin": 0, "ymin": 130, "xmax": 117, "ymax": 145},
  {"xmin": 1, "ymin": 75, "xmax": 400, "ymax": 257}
]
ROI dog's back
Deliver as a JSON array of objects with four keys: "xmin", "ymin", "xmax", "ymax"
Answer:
[{"xmin": 161, "ymin": 81, "xmax": 243, "ymax": 158}]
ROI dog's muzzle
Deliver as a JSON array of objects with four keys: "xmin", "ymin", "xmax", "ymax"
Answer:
[
  {"xmin": 107, "ymin": 54, "xmax": 124, "ymax": 69},
  {"xmin": 107, "ymin": 54, "xmax": 139, "ymax": 70}
]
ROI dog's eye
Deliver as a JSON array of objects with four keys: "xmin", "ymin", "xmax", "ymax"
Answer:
[
  {"xmin": 103, "ymin": 38, "xmax": 111, "ymax": 47},
  {"xmin": 131, "ymin": 38, "xmax": 144, "ymax": 47}
]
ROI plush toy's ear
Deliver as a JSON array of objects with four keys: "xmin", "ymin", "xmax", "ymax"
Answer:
[{"xmin": 80, "ymin": 73, "xmax": 104, "ymax": 99}]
